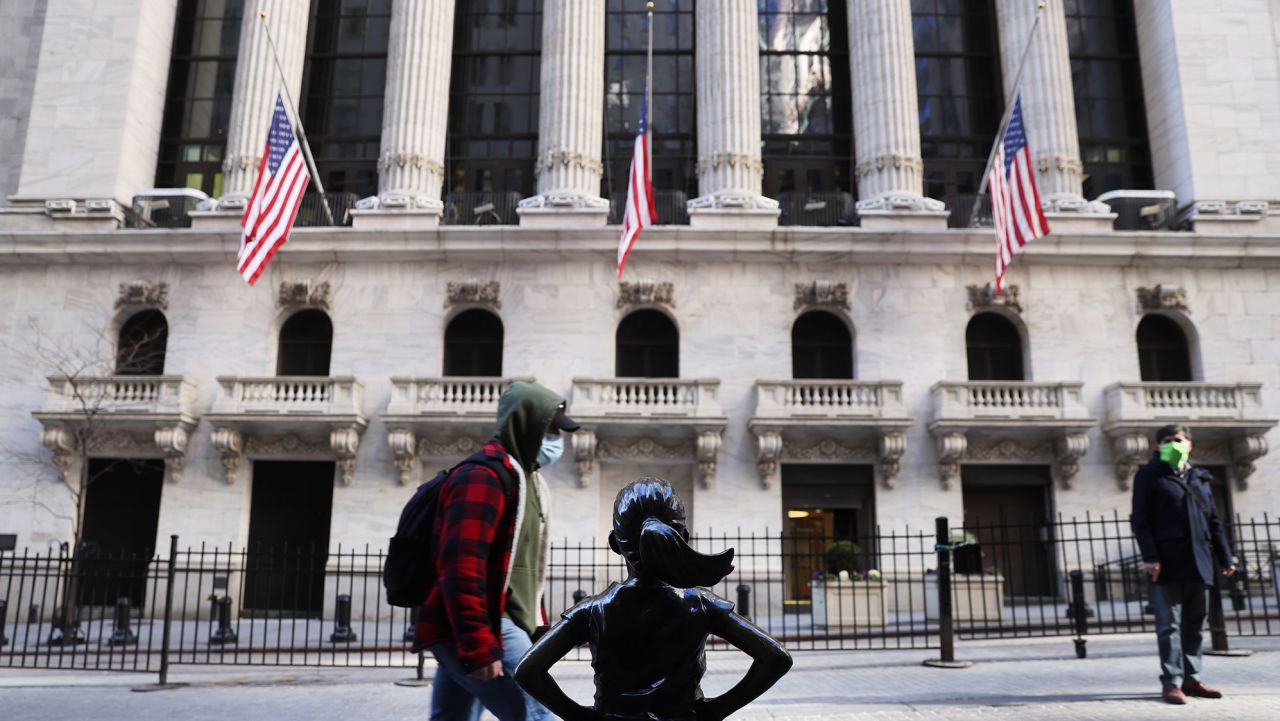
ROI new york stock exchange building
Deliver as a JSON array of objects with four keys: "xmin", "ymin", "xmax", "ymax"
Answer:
[{"xmin": 1, "ymin": 0, "xmax": 1279, "ymax": 624}]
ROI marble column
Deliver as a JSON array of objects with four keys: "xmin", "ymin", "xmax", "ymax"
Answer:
[
  {"xmin": 218, "ymin": 0, "xmax": 309, "ymax": 209},
  {"xmin": 370, "ymin": 0, "xmax": 457, "ymax": 213},
  {"xmin": 517, "ymin": 0, "xmax": 609, "ymax": 227},
  {"xmin": 995, "ymin": 0, "xmax": 1098, "ymax": 212},
  {"xmin": 688, "ymin": 0, "xmax": 778, "ymax": 228},
  {"xmin": 847, "ymin": 0, "xmax": 942, "ymax": 214}
]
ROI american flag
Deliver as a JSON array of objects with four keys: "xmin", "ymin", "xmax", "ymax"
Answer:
[
  {"xmin": 988, "ymin": 95, "xmax": 1049, "ymax": 293},
  {"xmin": 237, "ymin": 94, "xmax": 310, "ymax": 286},
  {"xmin": 617, "ymin": 95, "xmax": 656, "ymax": 277}
]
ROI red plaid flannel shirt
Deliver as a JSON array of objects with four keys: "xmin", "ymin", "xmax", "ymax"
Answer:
[{"xmin": 413, "ymin": 441, "xmax": 518, "ymax": 671}]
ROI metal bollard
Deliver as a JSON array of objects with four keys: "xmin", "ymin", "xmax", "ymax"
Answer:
[
  {"xmin": 108, "ymin": 597, "xmax": 137, "ymax": 646},
  {"xmin": 329, "ymin": 594, "xmax": 358, "ymax": 643},
  {"xmin": 403, "ymin": 604, "xmax": 420, "ymax": 642},
  {"xmin": 736, "ymin": 584, "xmax": 751, "ymax": 620},
  {"xmin": 28, "ymin": 603, "xmax": 39, "ymax": 625},
  {"xmin": 572, "ymin": 590, "xmax": 587, "ymax": 605},
  {"xmin": 209, "ymin": 596, "xmax": 238, "ymax": 644},
  {"xmin": 0, "ymin": 599, "xmax": 8, "ymax": 647},
  {"xmin": 923, "ymin": 517, "xmax": 969, "ymax": 668},
  {"xmin": 1069, "ymin": 571, "xmax": 1087, "ymax": 659}
]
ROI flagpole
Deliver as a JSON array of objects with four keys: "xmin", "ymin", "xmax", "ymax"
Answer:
[
  {"xmin": 645, "ymin": 2, "xmax": 654, "ymax": 172},
  {"xmin": 975, "ymin": 1, "xmax": 1047, "ymax": 198},
  {"xmin": 258, "ymin": 11, "xmax": 336, "ymax": 227}
]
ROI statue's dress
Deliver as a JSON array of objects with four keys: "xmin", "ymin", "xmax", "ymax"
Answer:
[{"xmin": 560, "ymin": 578, "xmax": 735, "ymax": 721}]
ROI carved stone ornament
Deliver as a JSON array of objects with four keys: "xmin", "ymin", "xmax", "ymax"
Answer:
[
  {"xmin": 330, "ymin": 426, "xmax": 361, "ymax": 486},
  {"xmin": 597, "ymin": 438, "xmax": 694, "ymax": 461},
  {"xmin": 966, "ymin": 438, "xmax": 1053, "ymax": 463},
  {"xmin": 278, "ymin": 280, "xmax": 332, "ymax": 311},
  {"xmin": 154, "ymin": 425, "xmax": 190, "ymax": 484},
  {"xmin": 695, "ymin": 430, "xmax": 722, "ymax": 490},
  {"xmin": 936, "ymin": 432, "xmax": 967, "ymax": 490},
  {"xmin": 211, "ymin": 427, "xmax": 243, "ymax": 485},
  {"xmin": 878, "ymin": 432, "xmax": 907, "ymax": 489},
  {"xmin": 417, "ymin": 435, "xmax": 486, "ymax": 460},
  {"xmin": 784, "ymin": 438, "xmax": 876, "ymax": 463},
  {"xmin": 446, "ymin": 279, "xmax": 501, "ymax": 310},
  {"xmin": 1109, "ymin": 431, "xmax": 1149, "ymax": 491},
  {"xmin": 1230, "ymin": 434, "xmax": 1269, "ymax": 491},
  {"xmin": 40, "ymin": 426, "xmax": 75, "ymax": 483},
  {"xmin": 966, "ymin": 283, "xmax": 1023, "ymax": 315},
  {"xmin": 1137, "ymin": 285, "xmax": 1189, "ymax": 314},
  {"xmin": 387, "ymin": 429, "xmax": 417, "ymax": 486},
  {"xmin": 244, "ymin": 433, "xmax": 331, "ymax": 457},
  {"xmin": 572, "ymin": 430, "xmax": 598, "ymax": 488},
  {"xmin": 115, "ymin": 281, "xmax": 169, "ymax": 311},
  {"xmin": 617, "ymin": 278, "xmax": 675, "ymax": 310},
  {"xmin": 1054, "ymin": 433, "xmax": 1090, "ymax": 490},
  {"xmin": 87, "ymin": 430, "xmax": 152, "ymax": 456},
  {"xmin": 794, "ymin": 280, "xmax": 850, "ymax": 311},
  {"xmin": 755, "ymin": 431, "xmax": 782, "ymax": 490}
]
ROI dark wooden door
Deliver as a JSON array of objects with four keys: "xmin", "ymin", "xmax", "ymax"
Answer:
[
  {"xmin": 961, "ymin": 466, "xmax": 1056, "ymax": 598},
  {"xmin": 244, "ymin": 461, "xmax": 335, "ymax": 616},
  {"xmin": 77, "ymin": 458, "xmax": 165, "ymax": 607}
]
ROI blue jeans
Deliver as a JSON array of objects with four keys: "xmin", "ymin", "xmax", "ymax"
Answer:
[
  {"xmin": 429, "ymin": 618, "xmax": 556, "ymax": 721},
  {"xmin": 1150, "ymin": 582, "xmax": 1209, "ymax": 687}
]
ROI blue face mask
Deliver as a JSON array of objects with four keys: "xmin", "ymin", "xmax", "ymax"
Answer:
[{"xmin": 537, "ymin": 433, "xmax": 565, "ymax": 469}]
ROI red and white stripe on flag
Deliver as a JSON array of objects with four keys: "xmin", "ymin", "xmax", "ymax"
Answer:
[
  {"xmin": 988, "ymin": 95, "xmax": 1048, "ymax": 293},
  {"xmin": 237, "ymin": 93, "xmax": 310, "ymax": 286},
  {"xmin": 617, "ymin": 96, "xmax": 657, "ymax": 277}
]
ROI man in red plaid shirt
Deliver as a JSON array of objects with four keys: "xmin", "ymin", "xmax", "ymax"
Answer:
[{"xmin": 416, "ymin": 381, "xmax": 579, "ymax": 721}]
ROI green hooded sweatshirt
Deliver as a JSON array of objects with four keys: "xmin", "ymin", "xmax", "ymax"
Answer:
[{"xmin": 494, "ymin": 381, "xmax": 565, "ymax": 635}]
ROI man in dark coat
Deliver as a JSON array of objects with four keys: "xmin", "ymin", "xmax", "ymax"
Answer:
[{"xmin": 1130, "ymin": 424, "xmax": 1237, "ymax": 705}]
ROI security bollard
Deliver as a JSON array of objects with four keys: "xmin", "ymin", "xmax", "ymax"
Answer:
[
  {"xmin": 736, "ymin": 584, "xmax": 751, "ymax": 621},
  {"xmin": 403, "ymin": 604, "xmax": 420, "ymax": 642},
  {"xmin": 210, "ymin": 596, "xmax": 238, "ymax": 644},
  {"xmin": 330, "ymin": 594, "xmax": 358, "ymax": 643},
  {"xmin": 28, "ymin": 603, "xmax": 39, "ymax": 625},
  {"xmin": 0, "ymin": 599, "xmax": 8, "ymax": 647},
  {"xmin": 109, "ymin": 597, "xmax": 137, "ymax": 646},
  {"xmin": 572, "ymin": 590, "xmax": 587, "ymax": 605},
  {"xmin": 1069, "ymin": 571, "xmax": 1087, "ymax": 659}
]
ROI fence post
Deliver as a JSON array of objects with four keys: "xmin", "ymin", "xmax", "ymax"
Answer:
[
  {"xmin": 1205, "ymin": 570, "xmax": 1252, "ymax": 657},
  {"xmin": 736, "ymin": 584, "xmax": 751, "ymax": 621},
  {"xmin": 923, "ymin": 517, "xmax": 969, "ymax": 669},
  {"xmin": 1069, "ymin": 571, "xmax": 1087, "ymax": 659},
  {"xmin": 158, "ymin": 535, "xmax": 178, "ymax": 686}
]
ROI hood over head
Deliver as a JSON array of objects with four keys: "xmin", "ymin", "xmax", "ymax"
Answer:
[{"xmin": 494, "ymin": 381, "xmax": 568, "ymax": 475}]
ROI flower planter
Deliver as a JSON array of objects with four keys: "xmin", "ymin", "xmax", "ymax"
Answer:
[
  {"xmin": 924, "ymin": 574, "xmax": 1004, "ymax": 623},
  {"xmin": 810, "ymin": 580, "xmax": 887, "ymax": 628}
]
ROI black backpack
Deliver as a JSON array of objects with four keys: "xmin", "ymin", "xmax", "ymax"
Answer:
[{"xmin": 383, "ymin": 452, "xmax": 515, "ymax": 608}]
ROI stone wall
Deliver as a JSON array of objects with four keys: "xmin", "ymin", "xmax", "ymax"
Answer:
[{"xmin": 0, "ymin": 0, "xmax": 48, "ymax": 208}]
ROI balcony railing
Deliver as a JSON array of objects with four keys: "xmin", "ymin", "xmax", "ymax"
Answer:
[
  {"xmin": 39, "ymin": 375, "xmax": 197, "ymax": 417},
  {"xmin": 443, "ymin": 191, "xmax": 523, "ymax": 226},
  {"xmin": 386, "ymin": 377, "xmax": 534, "ymax": 419},
  {"xmin": 753, "ymin": 380, "xmax": 907, "ymax": 421},
  {"xmin": 945, "ymin": 194, "xmax": 993, "ymax": 229},
  {"xmin": 295, "ymin": 192, "xmax": 358, "ymax": 227},
  {"xmin": 1105, "ymin": 382, "xmax": 1268, "ymax": 423},
  {"xmin": 608, "ymin": 190, "xmax": 691, "ymax": 226},
  {"xmin": 775, "ymin": 192, "xmax": 859, "ymax": 227},
  {"xmin": 127, "ymin": 189, "xmax": 208, "ymax": 229},
  {"xmin": 571, "ymin": 378, "xmax": 724, "ymax": 420},
  {"xmin": 211, "ymin": 376, "xmax": 364, "ymax": 417},
  {"xmin": 932, "ymin": 381, "xmax": 1090, "ymax": 422}
]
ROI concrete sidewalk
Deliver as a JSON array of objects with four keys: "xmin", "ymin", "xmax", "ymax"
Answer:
[{"xmin": 1, "ymin": 634, "xmax": 1278, "ymax": 720}]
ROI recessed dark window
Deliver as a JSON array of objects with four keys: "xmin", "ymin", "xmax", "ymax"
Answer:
[
  {"xmin": 301, "ymin": 0, "xmax": 391, "ymax": 199},
  {"xmin": 1065, "ymin": 0, "xmax": 1152, "ymax": 197},
  {"xmin": 759, "ymin": 0, "xmax": 852, "ymax": 198},
  {"xmin": 277, "ymin": 309, "xmax": 333, "ymax": 376},
  {"xmin": 116, "ymin": 310, "xmax": 169, "ymax": 376},
  {"xmin": 1136, "ymin": 314, "xmax": 1192, "ymax": 382},
  {"xmin": 156, "ymin": 0, "xmax": 245, "ymax": 195},
  {"xmin": 446, "ymin": 0, "xmax": 542, "ymax": 199},
  {"xmin": 604, "ymin": 0, "xmax": 697, "ymax": 202},
  {"xmin": 913, "ymin": 0, "xmax": 1003, "ymax": 208},
  {"xmin": 616, "ymin": 309, "xmax": 679, "ymax": 378},
  {"xmin": 966, "ymin": 312, "xmax": 1024, "ymax": 381},
  {"xmin": 792, "ymin": 310, "xmax": 854, "ymax": 379},
  {"xmin": 444, "ymin": 309, "xmax": 504, "ymax": 377}
]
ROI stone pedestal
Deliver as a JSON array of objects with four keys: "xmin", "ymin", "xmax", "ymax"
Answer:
[{"xmin": 349, "ymin": 208, "xmax": 441, "ymax": 231}]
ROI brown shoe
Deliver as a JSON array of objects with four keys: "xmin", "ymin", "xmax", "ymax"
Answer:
[
  {"xmin": 1183, "ymin": 679, "xmax": 1224, "ymax": 699},
  {"xmin": 1162, "ymin": 684, "xmax": 1187, "ymax": 704}
]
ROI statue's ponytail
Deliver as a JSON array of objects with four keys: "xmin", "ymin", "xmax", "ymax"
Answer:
[{"xmin": 611, "ymin": 478, "xmax": 734, "ymax": 588}]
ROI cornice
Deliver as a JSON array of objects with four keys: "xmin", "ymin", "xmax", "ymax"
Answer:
[{"xmin": 1, "ymin": 227, "xmax": 1278, "ymax": 267}]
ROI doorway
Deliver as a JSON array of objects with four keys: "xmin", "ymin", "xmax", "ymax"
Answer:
[
  {"xmin": 244, "ymin": 461, "xmax": 335, "ymax": 616},
  {"xmin": 77, "ymin": 458, "xmax": 165, "ymax": 607},
  {"xmin": 961, "ymin": 465, "xmax": 1056, "ymax": 598},
  {"xmin": 780, "ymin": 464, "xmax": 875, "ymax": 605}
]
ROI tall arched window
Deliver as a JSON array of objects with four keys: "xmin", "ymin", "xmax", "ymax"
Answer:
[
  {"xmin": 913, "ymin": 0, "xmax": 1002, "ymax": 216},
  {"xmin": 1136, "ymin": 315, "xmax": 1192, "ymax": 382},
  {"xmin": 758, "ymin": 1, "xmax": 853, "ymax": 201},
  {"xmin": 446, "ymin": 0, "xmax": 542, "ymax": 206},
  {"xmin": 966, "ymin": 313, "xmax": 1024, "ymax": 381},
  {"xmin": 156, "ymin": 0, "xmax": 245, "ymax": 196},
  {"xmin": 444, "ymin": 309, "xmax": 504, "ymax": 377},
  {"xmin": 1066, "ymin": 0, "xmax": 1152, "ymax": 197},
  {"xmin": 116, "ymin": 310, "xmax": 169, "ymax": 376},
  {"xmin": 616, "ymin": 310, "xmax": 679, "ymax": 378},
  {"xmin": 792, "ymin": 310, "xmax": 853, "ymax": 379},
  {"xmin": 300, "ymin": 0, "xmax": 391, "ymax": 199},
  {"xmin": 277, "ymin": 309, "xmax": 333, "ymax": 376},
  {"xmin": 605, "ymin": 0, "xmax": 696, "ymax": 216}
]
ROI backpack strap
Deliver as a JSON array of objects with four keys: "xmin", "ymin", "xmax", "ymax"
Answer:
[
  {"xmin": 445, "ymin": 451, "xmax": 518, "ymax": 499},
  {"xmin": 1169, "ymin": 468, "xmax": 1213, "ymax": 521}
]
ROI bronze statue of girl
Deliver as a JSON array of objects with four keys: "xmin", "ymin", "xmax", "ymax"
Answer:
[{"xmin": 514, "ymin": 478, "xmax": 792, "ymax": 721}]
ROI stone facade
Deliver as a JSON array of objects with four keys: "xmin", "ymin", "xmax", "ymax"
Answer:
[{"xmin": 0, "ymin": 0, "xmax": 47, "ymax": 209}]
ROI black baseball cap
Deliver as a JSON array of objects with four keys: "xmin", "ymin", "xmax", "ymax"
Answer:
[{"xmin": 550, "ymin": 404, "xmax": 580, "ymax": 432}]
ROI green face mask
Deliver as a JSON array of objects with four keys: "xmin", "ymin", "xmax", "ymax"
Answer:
[{"xmin": 1159, "ymin": 440, "xmax": 1191, "ymax": 471}]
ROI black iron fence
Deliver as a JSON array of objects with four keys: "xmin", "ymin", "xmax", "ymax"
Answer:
[
  {"xmin": 2, "ymin": 515, "xmax": 1277, "ymax": 679},
  {"xmin": 775, "ymin": 192, "xmax": 859, "ymax": 227},
  {"xmin": 608, "ymin": 190, "xmax": 691, "ymax": 226},
  {"xmin": 295, "ymin": 192, "xmax": 358, "ymax": 227},
  {"xmin": 443, "ymin": 191, "xmax": 523, "ymax": 226}
]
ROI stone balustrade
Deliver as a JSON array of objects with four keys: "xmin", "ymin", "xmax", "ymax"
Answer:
[
  {"xmin": 211, "ymin": 376, "xmax": 364, "ymax": 417},
  {"xmin": 386, "ymin": 376, "xmax": 534, "ymax": 419},
  {"xmin": 753, "ymin": 380, "xmax": 907, "ymax": 421},
  {"xmin": 932, "ymin": 381, "xmax": 1090, "ymax": 422},
  {"xmin": 570, "ymin": 378, "xmax": 724, "ymax": 420},
  {"xmin": 1104, "ymin": 382, "xmax": 1266, "ymax": 423},
  {"xmin": 40, "ymin": 375, "xmax": 197, "ymax": 417}
]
